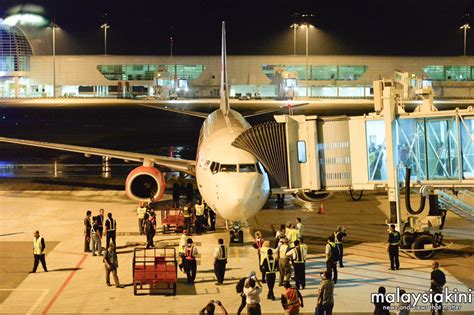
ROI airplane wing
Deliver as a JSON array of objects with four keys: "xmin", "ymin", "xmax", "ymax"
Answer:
[
  {"xmin": 243, "ymin": 102, "xmax": 309, "ymax": 118},
  {"xmin": 0, "ymin": 136, "xmax": 196, "ymax": 175},
  {"xmin": 138, "ymin": 104, "xmax": 209, "ymax": 118}
]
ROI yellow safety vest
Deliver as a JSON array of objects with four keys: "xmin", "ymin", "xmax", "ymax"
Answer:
[
  {"xmin": 137, "ymin": 207, "xmax": 147, "ymax": 219},
  {"xmin": 217, "ymin": 245, "xmax": 227, "ymax": 260},
  {"xmin": 266, "ymin": 258, "xmax": 277, "ymax": 273},
  {"xmin": 33, "ymin": 236, "xmax": 44, "ymax": 255},
  {"xmin": 183, "ymin": 207, "xmax": 191, "ymax": 218},
  {"xmin": 195, "ymin": 204, "xmax": 204, "ymax": 216}
]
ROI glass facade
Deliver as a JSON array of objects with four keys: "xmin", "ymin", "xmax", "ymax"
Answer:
[
  {"xmin": 366, "ymin": 120, "xmax": 387, "ymax": 181},
  {"xmin": 460, "ymin": 117, "xmax": 474, "ymax": 178},
  {"xmin": 261, "ymin": 65, "xmax": 367, "ymax": 81},
  {"xmin": 97, "ymin": 64, "xmax": 205, "ymax": 81},
  {"xmin": 422, "ymin": 65, "xmax": 474, "ymax": 81},
  {"xmin": 0, "ymin": 23, "xmax": 32, "ymax": 72}
]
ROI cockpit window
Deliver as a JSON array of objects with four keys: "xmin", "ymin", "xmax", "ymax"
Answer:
[
  {"xmin": 210, "ymin": 162, "xmax": 220, "ymax": 174},
  {"xmin": 219, "ymin": 164, "xmax": 237, "ymax": 172},
  {"xmin": 239, "ymin": 164, "xmax": 257, "ymax": 172}
]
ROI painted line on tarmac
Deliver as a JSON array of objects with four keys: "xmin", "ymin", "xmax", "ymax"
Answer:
[
  {"xmin": 40, "ymin": 253, "xmax": 88, "ymax": 315},
  {"xmin": 52, "ymin": 250, "xmax": 87, "ymax": 256},
  {"xmin": 27, "ymin": 288, "xmax": 50, "ymax": 315}
]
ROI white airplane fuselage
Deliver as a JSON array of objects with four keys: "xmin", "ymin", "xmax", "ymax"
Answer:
[{"xmin": 195, "ymin": 108, "xmax": 271, "ymax": 221}]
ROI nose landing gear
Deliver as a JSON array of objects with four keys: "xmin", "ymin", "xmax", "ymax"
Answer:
[{"xmin": 229, "ymin": 221, "xmax": 244, "ymax": 246}]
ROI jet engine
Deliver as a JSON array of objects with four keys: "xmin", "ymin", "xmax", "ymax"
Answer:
[
  {"xmin": 125, "ymin": 166, "xmax": 165, "ymax": 201},
  {"xmin": 294, "ymin": 190, "xmax": 331, "ymax": 203}
]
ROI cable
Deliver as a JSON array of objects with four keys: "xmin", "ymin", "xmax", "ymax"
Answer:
[
  {"xmin": 405, "ymin": 167, "xmax": 426, "ymax": 215},
  {"xmin": 349, "ymin": 189, "xmax": 364, "ymax": 201}
]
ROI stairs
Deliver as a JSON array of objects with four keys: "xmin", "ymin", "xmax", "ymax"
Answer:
[{"xmin": 436, "ymin": 189, "xmax": 474, "ymax": 223}]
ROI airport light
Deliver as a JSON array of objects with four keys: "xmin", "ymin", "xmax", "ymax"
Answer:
[
  {"xmin": 459, "ymin": 23, "xmax": 470, "ymax": 56},
  {"xmin": 50, "ymin": 22, "xmax": 59, "ymax": 98},
  {"xmin": 290, "ymin": 23, "xmax": 298, "ymax": 55},
  {"xmin": 302, "ymin": 23, "xmax": 314, "ymax": 98},
  {"xmin": 101, "ymin": 23, "xmax": 110, "ymax": 55}
]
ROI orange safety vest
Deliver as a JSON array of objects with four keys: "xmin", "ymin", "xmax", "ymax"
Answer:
[
  {"xmin": 284, "ymin": 287, "xmax": 301, "ymax": 310},
  {"xmin": 185, "ymin": 245, "xmax": 195, "ymax": 260}
]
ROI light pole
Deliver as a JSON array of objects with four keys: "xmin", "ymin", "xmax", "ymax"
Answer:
[
  {"xmin": 460, "ymin": 23, "xmax": 470, "ymax": 56},
  {"xmin": 50, "ymin": 22, "xmax": 59, "ymax": 98},
  {"xmin": 303, "ymin": 23, "xmax": 313, "ymax": 98},
  {"xmin": 290, "ymin": 23, "xmax": 298, "ymax": 55},
  {"xmin": 101, "ymin": 23, "xmax": 110, "ymax": 55}
]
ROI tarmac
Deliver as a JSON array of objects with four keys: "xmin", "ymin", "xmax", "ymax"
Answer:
[{"xmin": 0, "ymin": 188, "xmax": 472, "ymax": 314}]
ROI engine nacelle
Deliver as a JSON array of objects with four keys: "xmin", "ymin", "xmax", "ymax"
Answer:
[
  {"xmin": 295, "ymin": 190, "xmax": 331, "ymax": 203},
  {"xmin": 125, "ymin": 166, "xmax": 165, "ymax": 202}
]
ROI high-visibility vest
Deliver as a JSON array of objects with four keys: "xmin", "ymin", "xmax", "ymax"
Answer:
[
  {"xmin": 293, "ymin": 245, "xmax": 305, "ymax": 263},
  {"xmin": 183, "ymin": 207, "xmax": 191, "ymax": 218},
  {"xmin": 217, "ymin": 245, "xmax": 227, "ymax": 261},
  {"xmin": 137, "ymin": 207, "xmax": 147, "ymax": 219},
  {"xmin": 284, "ymin": 287, "xmax": 301, "ymax": 309},
  {"xmin": 33, "ymin": 236, "xmax": 44, "ymax": 255},
  {"xmin": 178, "ymin": 235, "xmax": 187, "ymax": 254},
  {"xmin": 390, "ymin": 231, "xmax": 400, "ymax": 245},
  {"xmin": 334, "ymin": 232, "xmax": 342, "ymax": 244},
  {"xmin": 185, "ymin": 245, "xmax": 195, "ymax": 260},
  {"xmin": 106, "ymin": 218, "xmax": 116, "ymax": 231},
  {"xmin": 266, "ymin": 258, "xmax": 277, "ymax": 274},
  {"xmin": 279, "ymin": 244, "xmax": 289, "ymax": 258},
  {"xmin": 195, "ymin": 204, "xmax": 204, "ymax": 216}
]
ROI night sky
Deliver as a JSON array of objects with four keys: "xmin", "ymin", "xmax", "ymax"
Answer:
[{"xmin": 1, "ymin": 0, "xmax": 474, "ymax": 56}]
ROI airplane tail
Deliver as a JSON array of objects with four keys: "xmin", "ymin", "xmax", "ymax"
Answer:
[{"xmin": 220, "ymin": 21, "xmax": 230, "ymax": 116}]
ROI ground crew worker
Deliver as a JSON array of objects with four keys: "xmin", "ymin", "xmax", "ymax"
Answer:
[
  {"xmin": 136, "ymin": 202, "xmax": 147, "ymax": 235},
  {"xmin": 286, "ymin": 240, "xmax": 307, "ymax": 289},
  {"xmin": 96, "ymin": 208, "xmax": 105, "ymax": 236},
  {"xmin": 334, "ymin": 226, "xmax": 347, "ymax": 268},
  {"xmin": 262, "ymin": 249, "xmax": 278, "ymax": 300},
  {"xmin": 325, "ymin": 235, "xmax": 339, "ymax": 284},
  {"xmin": 103, "ymin": 242, "xmax": 123, "ymax": 288},
  {"xmin": 316, "ymin": 271, "xmax": 334, "ymax": 315},
  {"xmin": 104, "ymin": 212, "xmax": 117, "ymax": 247},
  {"xmin": 278, "ymin": 237, "xmax": 291, "ymax": 286},
  {"xmin": 178, "ymin": 229, "xmax": 188, "ymax": 271},
  {"xmin": 84, "ymin": 210, "xmax": 92, "ymax": 252},
  {"xmin": 281, "ymin": 281, "xmax": 304, "ymax": 315},
  {"xmin": 296, "ymin": 218, "xmax": 304, "ymax": 237},
  {"xmin": 387, "ymin": 224, "xmax": 400, "ymax": 271},
  {"xmin": 287, "ymin": 223, "xmax": 300, "ymax": 247},
  {"xmin": 30, "ymin": 230, "xmax": 47, "ymax": 273},
  {"xmin": 91, "ymin": 216, "xmax": 102, "ymax": 256},
  {"xmin": 430, "ymin": 261, "xmax": 446, "ymax": 315},
  {"xmin": 275, "ymin": 224, "xmax": 286, "ymax": 248},
  {"xmin": 213, "ymin": 238, "xmax": 227, "ymax": 285},
  {"xmin": 195, "ymin": 199, "xmax": 205, "ymax": 234},
  {"xmin": 144, "ymin": 211, "xmax": 156, "ymax": 249},
  {"xmin": 183, "ymin": 203, "xmax": 193, "ymax": 235},
  {"xmin": 253, "ymin": 231, "xmax": 265, "ymax": 282},
  {"xmin": 184, "ymin": 238, "xmax": 198, "ymax": 284},
  {"xmin": 259, "ymin": 240, "xmax": 271, "ymax": 283},
  {"xmin": 208, "ymin": 204, "xmax": 216, "ymax": 231}
]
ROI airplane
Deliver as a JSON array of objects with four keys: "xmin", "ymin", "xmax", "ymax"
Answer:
[{"xmin": 0, "ymin": 22, "xmax": 315, "ymax": 223}]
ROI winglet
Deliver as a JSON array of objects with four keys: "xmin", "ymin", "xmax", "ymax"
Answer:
[{"xmin": 220, "ymin": 21, "xmax": 230, "ymax": 116}]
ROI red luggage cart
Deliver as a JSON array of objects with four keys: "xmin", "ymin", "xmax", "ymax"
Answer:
[
  {"xmin": 132, "ymin": 247, "xmax": 177, "ymax": 295},
  {"xmin": 161, "ymin": 206, "xmax": 185, "ymax": 233}
]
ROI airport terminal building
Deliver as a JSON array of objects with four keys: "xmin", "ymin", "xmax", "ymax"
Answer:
[{"xmin": 2, "ymin": 23, "xmax": 474, "ymax": 99}]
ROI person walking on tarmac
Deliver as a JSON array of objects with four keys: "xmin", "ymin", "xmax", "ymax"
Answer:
[
  {"xmin": 430, "ymin": 261, "xmax": 446, "ymax": 315},
  {"xmin": 213, "ymin": 238, "xmax": 228, "ymax": 285},
  {"xmin": 178, "ymin": 229, "xmax": 188, "ymax": 272},
  {"xmin": 387, "ymin": 224, "xmax": 400, "ymax": 271},
  {"xmin": 286, "ymin": 240, "xmax": 307, "ymax": 289},
  {"xmin": 183, "ymin": 203, "xmax": 193, "ymax": 235},
  {"xmin": 96, "ymin": 208, "xmax": 105, "ymax": 237},
  {"xmin": 325, "ymin": 235, "xmax": 339, "ymax": 284},
  {"xmin": 30, "ymin": 230, "xmax": 48, "ymax": 273},
  {"xmin": 236, "ymin": 271, "xmax": 256, "ymax": 315},
  {"xmin": 316, "ymin": 271, "xmax": 334, "ymax": 315},
  {"xmin": 136, "ymin": 202, "xmax": 147, "ymax": 235},
  {"xmin": 144, "ymin": 211, "xmax": 156, "ymax": 249},
  {"xmin": 262, "ymin": 249, "xmax": 279, "ymax": 300},
  {"xmin": 208, "ymin": 203, "xmax": 216, "ymax": 231},
  {"xmin": 334, "ymin": 226, "xmax": 347, "ymax": 268},
  {"xmin": 91, "ymin": 216, "xmax": 102, "ymax": 256},
  {"xmin": 278, "ymin": 237, "xmax": 292, "ymax": 286},
  {"xmin": 281, "ymin": 281, "xmax": 304, "ymax": 315},
  {"xmin": 104, "ymin": 212, "xmax": 117, "ymax": 247},
  {"xmin": 195, "ymin": 199, "xmax": 205, "ymax": 234},
  {"xmin": 184, "ymin": 238, "xmax": 198, "ymax": 284},
  {"xmin": 253, "ymin": 231, "xmax": 265, "ymax": 282},
  {"xmin": 84, "ymin": 210, "xmax": 92, "ymax": 252},
  {"xmin": 103, "ymin": 242, "xmax": 124, "ymax": 288}
]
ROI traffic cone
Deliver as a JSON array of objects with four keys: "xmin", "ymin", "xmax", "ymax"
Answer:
[{"xmin": 318, "ymin": 202, "xmax": 325, "ymax": 214}]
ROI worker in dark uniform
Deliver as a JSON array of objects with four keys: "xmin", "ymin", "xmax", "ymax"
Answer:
[
  {"xmin": 262, "ymin": 249, "xmax": 278, "ymax": 300},
  {"xmin": 213, "ymin": 238, "xmax": 227, "ymax": 285},
  {"xmin": 287, "ymin": 240, "xmax": 307, "ymax": 289},
  {"xmin": 96, "ymin": 208, "xmax": 105, "ymax": 237},
  {"xmin": 184, "ymin": 238, "xmax": 198, "ymax": 284},
  {"xmin": 30, "ymin": 230, "xmax": 48, "ymax": 273},
  {"xmin": 172, "ymin": 182, "xmax": 180, "ymax": 208},
  {"xmin": 105, "ymin": 212, "xmax": 117, "ymax": 247},
  {"xmin": 84, "ymin": 210, "xmax": 92, "ymax": 253},
  {"xmin": 207, "ymin": 203, "xmax": 216, "ymax": 231},
  {"xmin": 325, "ymin": 235, "xmax": 339, "ymax": 284},
  {"xmin": 183, "ymin": 203, "xmax": 193, "ymax": 235},
  {"xmin": 334, "ymin": 226, "xmax": 347, "ymax": 268},
  {"xmin": 387, "ymin": 224, "xmax": 400, "ymax": 270},
  {"xmin": 185, "ymin": 183, "xmax": 194, "ymax": 203},
  {"xmin": 430, "ymin": 261, "xmax": 446, "ymax": 315},
  {"xmin": 144, "ymin": 211, "xmax": 156, "ymax": 249},
  {"xmin": 195, "ymin": 199, "xmax": 205, "ymax": 234}
]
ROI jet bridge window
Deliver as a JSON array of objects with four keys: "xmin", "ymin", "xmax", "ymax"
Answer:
[
  {"xmin": 239, "ymin": 164, "xmax": 257, "ymax": 172},
  {"xmin": 297, "ymin": 141, "xmax": 307, "ymax": 163},
  {"xmin": 219, "ymin": 164, "xmax": 237, "ymax": 172}
]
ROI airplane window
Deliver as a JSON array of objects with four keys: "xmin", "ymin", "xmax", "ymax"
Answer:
[
  {"xmin": 239, "ymin": 164, "xmax": 256, "ymax": 172},
  {"xmin": 219, "ymin": 164, "xmax": 237, "ymax": 172}
]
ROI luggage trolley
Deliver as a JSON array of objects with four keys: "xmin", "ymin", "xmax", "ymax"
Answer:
[
  {"xmin": 161, "ymin": 206, "xmax": 185, "ymax": 233},
  {"xmin": 132, "ymin": 247, "xmax": 177, "ymax": 295}
]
